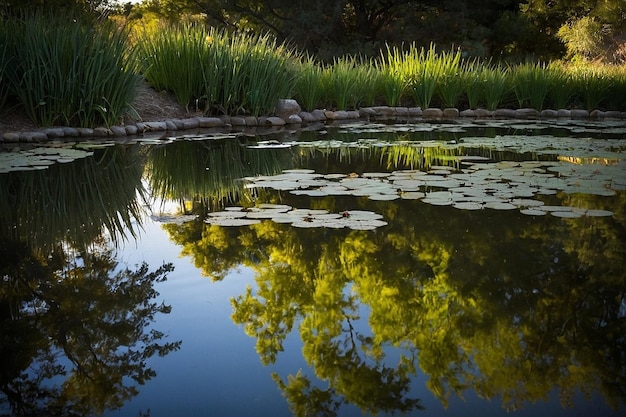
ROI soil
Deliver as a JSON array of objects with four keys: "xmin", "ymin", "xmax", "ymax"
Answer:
[{"xmin": 0, "ymin": 80, "xmax": 194, "ymax": 135}]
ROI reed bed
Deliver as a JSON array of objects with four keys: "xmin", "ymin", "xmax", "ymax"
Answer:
[
  {"xmin": 3, "ymin": 14, "xmax": 139, "ymax": 127},
  {"xmin": 4, "ymin": 11, "xmax": 626, "ymax": 125},
  {"xmin": 138, "ymin": 24, "xmax": 298, "ymax": 116}
]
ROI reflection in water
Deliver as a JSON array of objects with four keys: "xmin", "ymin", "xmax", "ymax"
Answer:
[
  {"xmin": 161, "ymin": 130, "xmax": 626, "ymax": 416},
  {"xmin": 0, "ymin": 146, "xmax": 181, "ymax": 416},
  {"xmin": 1, "ymin": 121, "xmax": 625, "ymax": 416}
]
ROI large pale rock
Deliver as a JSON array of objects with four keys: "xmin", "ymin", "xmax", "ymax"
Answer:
[
  {"xmin": 474, "ymin": 109, "xmax": 493, "ymax": 118},
  {"xmin": 540, "ymin": 109, "xmax": 558, "ymax": 118},
  {"xmin": 275, "ymin": 99, "xmax": 302, "ymax": 119}
]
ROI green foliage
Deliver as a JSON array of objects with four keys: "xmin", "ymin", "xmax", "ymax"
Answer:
[
  {"xmin": 0, "ymin": 239, "xmax": 180, "ymax": 416},
  {"xmin": 294, "ymin": 56, "xmax": 325, "ymax": 111},
  {"xmin": 570, "ymin": 66, "xmax": 614, "ymax": 111},
  {"xmin": 3, "ymin": 14, "xmax": 139, "ymax": 127},
  {"xmin": 321, "ymin": 56, "xmax": 379, "ymax": 110},
  {"xmin": 0, "ymin": 22, "xmax": 11, "ymax": 113},
  {"xmin": 481, "ymin": 65, "xmax": 511, "ymax": 110},
  {"xmin": 138, "ymin": 23, "xmax": 298, "ymax": 116},
  {"xmin": 511, "ymin": 61, "xmax": 553, "ymax": 110}
]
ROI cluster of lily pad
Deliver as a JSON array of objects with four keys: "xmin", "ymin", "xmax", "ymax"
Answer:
[
  {"xmin": 204, "ymin": 203, "xmax": 388, "ymax": 230},
  {"xmin": 0, "ymin": 147, "xmax": 94, "ymax": 173},
  {"xmin": 242, "ymin": 163, "xmax": 621, "ymax": 218}
]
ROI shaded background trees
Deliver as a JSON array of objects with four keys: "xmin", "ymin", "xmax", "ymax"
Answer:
[{"xmin": 2, "ymin": 0, "xmax": 625, "ymax": 61}]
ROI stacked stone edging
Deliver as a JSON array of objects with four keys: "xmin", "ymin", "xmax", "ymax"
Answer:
[{"xmin": 3, "ymin": 104, "xmax": 626, "ymax": 145}]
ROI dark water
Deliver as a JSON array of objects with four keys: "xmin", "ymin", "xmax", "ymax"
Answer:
[{"xmin": 1, "ymin": 119, "xmax": 625, "ymax": 417}]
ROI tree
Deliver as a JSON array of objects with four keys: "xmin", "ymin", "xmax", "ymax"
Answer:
[{"xmin": 0, "ymin": 239, "xmax": 181, "ymax": 416}]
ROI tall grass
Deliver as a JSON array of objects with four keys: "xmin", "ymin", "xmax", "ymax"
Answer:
[
  {"xmin": 545, "ymin": 62, "xmax": 575, "ymax": 109},
  {"xmin": 482, "ymin": 65, "xmax": 511, "ymax": 110},
  {"xmin": 138, "ymin": 24, "xmax": 298, "ymax": 116},
  {"xmin": 294, "ymin": 56, "xmax": 325, "ymax": 111},
  {"xmin": 463, "ymin": 59, "xmax": 486, "ymax": 109},
  {"xmin": 5, "ymin": 14, "xmax": 139, "ymax": 127},
  {"xmin": 511, "ymin": 62, "xmax": 552, "ymax": 110},
  {"xmin": 570, "ymin": 66, "xmax": 613, "ymax": 111}
]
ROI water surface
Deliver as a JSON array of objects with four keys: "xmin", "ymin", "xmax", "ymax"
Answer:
[{"xmin": 1, "ymin": 119, "xmax": 624, "ymax": 416}]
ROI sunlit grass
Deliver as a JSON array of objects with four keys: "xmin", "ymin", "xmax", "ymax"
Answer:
[
  {"xmin": 4, "ymin": 14, "xmax": 139, "ymax": 127},
  {"xmin": 138, "ymin": 24, "xmax": 298, "ymax": 116}
]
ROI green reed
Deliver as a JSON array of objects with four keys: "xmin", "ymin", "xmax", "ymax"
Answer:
[
  {"xmin": 544, "ymin": 62, "xmax": 575, "ymax": 109},
  {"xmin": 463, "ymin": 59, "xmax": 486, "ymax": 109},
  {"xmin": 294, "ymin": 56, "xmax": 325, "ymax": 111},
  {"xmin": 511, "ymin": 62, "xmax": 553, "ymax": 110},
  {"xmin": 482, "ymin": 65, "xmax": 511, "ymax": 110},
  {"xmin": 411, "ymin": 45, "xmax": 461, "ymax": 108},
  {"xmin": 139, "ymin": 24, "xmax": 298, "ymax": 116},
  {"xmin": 322, "ymin": 56, "xmax": 362, "ymax": 110},
  {"xmin": 570, "ymin": 66, "xmax": 613, "ymax": 111},
  {"xmin": 5, "ymin": 14, "xmax": 139, "ymax": 127}
]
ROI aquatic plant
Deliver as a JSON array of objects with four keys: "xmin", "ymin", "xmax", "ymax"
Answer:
[
  {"xmin": 482, "ymin": 65, "xmax": 511, "ymax": 111},
  {"xmin": 570, "ymin": 65, "xmax": 613, "ymax": 111},
  {"xmin": 294, "ymin": 56, "xmax": 325, "ymax": 111},
  {"xmin": 139, "ymin": 24, "xmax": 298, "ymax": 116},
  {"xmin": 5, "ymin": 14, "xmax": 139, "ymax": 127},
  {"xmin": 511, "ymin": 62, "xmax": 552, "ymax": 110}
]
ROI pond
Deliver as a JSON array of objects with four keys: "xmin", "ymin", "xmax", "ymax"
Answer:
[{"xmin": 1, "ymin": 118, "xmax": 625, "ymax": 417}]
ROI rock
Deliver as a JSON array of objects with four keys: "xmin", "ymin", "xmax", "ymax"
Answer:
[
  {"xmin": 286, "ymin": 114, "xmax": 303, "ymax": 124},
  {"xmin": 143, "ymin": 121, "xmax": 167, "ymax": 131},
  {"xmin": 40, "ymin": 127, "xmax": 64, "ymax": 138},
  {"xmin": 265, "ymin": 116, "xmax": 286, "ymax": 126},
  {"xmin": 423, "ymin": 108, "xmax": 443, "ymax": 118},
  {"xmin": 197, "ymin": 117, "xmax": 224, "ymax": 128},
  {"xmin": 557, "ymin": 109, "xmax": 571, "ymax": 118},
  {"xmin": 275, "ymin": 99, "xmax": 302, "ymax": 119},
  {"xmin": 570, "ymin": 109, "xmax": 589, "ymax": 119},
  {"xmin": 311, "ymin": 109, "xmax": 326, "ymax": 121},
  {"xmin": 19, "ymin": 131, "xmax": 47, "ymax": 142},
  {"xmin": 603, "ymin": 110, "xmax": 622, "ymax": 119},
  {"xmin": 61, "ymin": 127, "xmax": 80, "ymax": 137},
  {"xmin": 372, "ymin": 106, "xmax": 396, "ymax": 117},
  {"xmin": 394, "ymin": 107, "xmax": 409, "ymax": 118},
  {"xmin": 346, "ymin": 110, "xmax": 361, "ymax": 119},
  {"xmin": 109, "ymin": 125, "xmax": 127, "ymax": 136},
  {"xmin": 324, "ymin": 110, "xmax": 337, "ymax": 119},
  {"xmin": 494, "ymin": 108, "xmax": 516, "ymax": 118},
  {"xmin": 182, "ymin": 118, "xmax": 200, "ymax": 129},
  {"xmin": 244, "ymin": 116, "xmax": 258, "ymax": 126},
  {"xmin": 540, "ymin": 109, "xmax": 558, "ymax": 118},
  {"xmin": 165, "ymin": 120, "xmax": 178, "ymax": 130},
  {"xmin": 230, "ymin": 117, "xmax": 246, "ymax": 126},
  {"xmin": 298, "ymin": 111, "xmax": 317, "ymax": 123},
  {"xmin": 474, "ymin": 108, "xmax": 493, "ymax": 118},
  {"xmin": 359, "ymin": 107, "xmax": 376, "ymax": 118},
  {"xmin": 514, "ymin": 108, "xmax": 540, "ymax": 119},
  {"xmin": 134, "ymin": 123, "xmax": 145, "ymax": 133},
  {"xmin": 3, "ymin": 132, "xmax": 20, "ymax": 142},
  {"xmin": 443, "ymin": 108, "xmax": 459, "ymax": 118},
  {"xmin": 460, "ymin": 109, "xmax": 476, "ymax": 117},
  {"xmin": 408, "ymin": 107, "xmax": 423, "ymax": 117},
  {"xmin": 589, "ymin": 109, "xmax": 603, "ymax": 118},
  {"xmin": 93, "ymin": 127, "xmax": 112, "ymax": 137},
  {"xmin": 76, "ymin": 127, "xmax": 95, "ymax": 136},
  {"xmin": 125, "ymin": 125, "xmax": 138, "ymax": 135}
]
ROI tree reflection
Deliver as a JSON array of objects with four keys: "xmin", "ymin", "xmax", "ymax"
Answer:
[
  {"xmin": 165, "ymin": 187, "xmax": 626, "ymax": 415},
  {"xmin": 0, "ymin": 238, "xmax": 180, "ymax": 416}
]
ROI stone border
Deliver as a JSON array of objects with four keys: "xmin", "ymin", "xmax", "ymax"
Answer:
[{"xmin": 3, "ymin": 104, "xmax": 626, "ymax": 145}]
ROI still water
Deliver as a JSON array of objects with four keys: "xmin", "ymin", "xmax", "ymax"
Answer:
[{"xmin": 1, "ymin": 119, "xmax": 625, "ymax": 416}]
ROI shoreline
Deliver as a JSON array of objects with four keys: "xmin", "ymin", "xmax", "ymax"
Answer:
[{"xmin": 2, "ymin": 105, "xmax": 626, "ymax": 147}]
